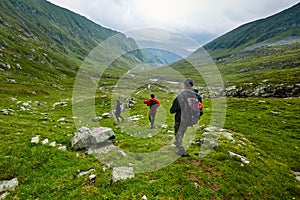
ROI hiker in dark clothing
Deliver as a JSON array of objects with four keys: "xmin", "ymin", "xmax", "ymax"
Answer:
[
  {"xmin": 115, "ymin": 100, "xmax": 124, "ymax": 122},
  {"xmin": 143, "ymin": 94, "xmax": 160, "ymax": 128},
  {"xmin": 170, "ymin": 78, "xmax": 202, "ymax": 155}
]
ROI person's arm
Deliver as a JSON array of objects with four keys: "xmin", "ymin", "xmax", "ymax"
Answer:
[
  {"xmin": 197, "ymin": 94, "xmax": 202, "ymax": 103},
  {"xmin": 143, "ymin": 100, "xmax": 151, "ymax": 106},
  {"xmin": 170, "ymin": 97, "xmax": 180, "ymax": 114}
]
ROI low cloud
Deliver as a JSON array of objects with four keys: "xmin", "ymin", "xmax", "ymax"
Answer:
[{"xmin": 47, "ymin": 0, "xmax": 299, "ymax": 44}]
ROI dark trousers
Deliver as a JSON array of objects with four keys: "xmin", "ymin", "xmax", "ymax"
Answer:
[
  {"xmin": 174, "ymin": 122, "xmax": 188, "ymax": 150},
  {"xmin": 116, "ymin": 112, "xmax": 124, "ymax": 122},
  {"xmin": 148, "ymin": 112, "xmax": 156, "ymax": 128}
]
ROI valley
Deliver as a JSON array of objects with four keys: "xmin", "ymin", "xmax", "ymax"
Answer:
[{"xmin": 0, "ymin": 0, "xmax": 299, "ymax": 199}]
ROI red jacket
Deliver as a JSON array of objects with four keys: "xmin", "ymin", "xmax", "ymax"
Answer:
[
  {"xmin": 143, "ymin": 98, "xmax": 160, "ymax": 106},
  {"xmin": 144, "ymin": 98, "xmax": 160, "ymax": 113}
]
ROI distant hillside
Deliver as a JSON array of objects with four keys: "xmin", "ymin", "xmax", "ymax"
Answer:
[
  {"xmin": 0, "ymin": 0, "xmax": 146, "ymax": 94},
  {"xmin": 169, "ymin": 3, "xmax": 300, "ymax": 98},
  {"xmin": 0, "ymin": 0, "xmax": 144, "ymax": 60},
  {"xmin": 203, "ymin": 2, "xmax": 300, "ymax": 60},
  {"xmin": 140, "ymin": 48, "xmax": 183, "ymax": 66}
]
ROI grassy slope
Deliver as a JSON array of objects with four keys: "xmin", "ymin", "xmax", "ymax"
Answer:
[
  {"xmin": 0, "ymin": 1, "xmax": 299, "ymax": 199},
  {"xmin": 203, "ymin": 2, "xmax": 300, "ymax": 60},
  {"xmin": 218, "ymin": 42, "xmax": 300, "ymax": 87},
  {"xmin": 0, "ymin": 28, "xmax": 299, "ymax": 200},
  {"xmin": 0, "ymin": 67, "xmax": 299, "ymax": 199}
]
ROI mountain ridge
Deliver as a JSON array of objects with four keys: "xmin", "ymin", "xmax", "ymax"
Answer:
[
  {"xmin": 203, "ymin": 2, "xmax": 300, "ymax": 60},
  {"xmin": 169, "ymin": 3, "xmax": 300, "ymax": 98},
  {"xmin": 0, "ymin": 0, "xmax": 146, "ymax": 93}
]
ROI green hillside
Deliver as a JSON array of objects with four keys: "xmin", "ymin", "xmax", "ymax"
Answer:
[
  {"xmin": 0, "ymin": 0, "xmax": 143, "ymax": 97},
  {"xmin": 0, "ymin": 1, "xmax": 299, "ymax": 199},
  {"xmin": 204, "ymin": 2, "xmax": 300, "ymax": 60},
  {"xmin": 0, "ymin": 0, "xmax": 125, "ymax": 58},
  {"xmin": 171, "ymin": 3, "xmax": 300, "ymax": 98}
]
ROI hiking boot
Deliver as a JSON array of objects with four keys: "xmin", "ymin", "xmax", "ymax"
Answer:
[
  {"xmin": 173, "ymin": 141, "xmax": 180, "ymax": 147},
  {"xmin": 175, "ymin": 147, "xmax": 186, "ymax": 156}
]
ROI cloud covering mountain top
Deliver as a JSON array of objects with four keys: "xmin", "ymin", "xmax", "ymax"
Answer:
[{"xmin": 47, "ymin": 0, "xmax": 299, "ymax": 45}]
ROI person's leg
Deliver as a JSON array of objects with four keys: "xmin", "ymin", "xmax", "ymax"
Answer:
[
  {"xmin": 148, "ymin": 112, "xmax": 154, "ymax": 128},
  {"xmin": 151, "ymin": 113, "xmax": 156, "ymax": 128},
  {"xmin": 174, "ymin": 122, "xmax": 180, "ymax": 146},
  {"xmin": 116, "ymin": 113, "xmax": 120, "ymax": 122},
  {"xmin": 174, "ymin": 123, "xmax": 187, "ymax": 155},
  {"xmin": 148, "ymin": 112, "xmax": 151, "ymax": 125}
]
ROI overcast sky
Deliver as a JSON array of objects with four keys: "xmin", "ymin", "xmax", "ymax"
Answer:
[{"xmin": 47, "ymin": 0, "xmax": 299, "ymax": 45}]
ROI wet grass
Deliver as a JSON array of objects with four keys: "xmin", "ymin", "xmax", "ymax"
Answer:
[
  {"xmin": 0, "ymin": 40, "xmax": 299, "ymax": 199},
  {"xmin": 0, "ymin": 78, "xmax": 299, "ymax": 199}
]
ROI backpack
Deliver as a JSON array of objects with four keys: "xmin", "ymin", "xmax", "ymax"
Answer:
[
  {"xmin": 149, "ymin": 99, "xmax": 159, "ymax": 112},
  {"xmin": 179, "ymin": 89, "xmax": 202, "ymax": 126},
  {"xmin": 150, "ymin": 99, "xmax": 156, "ymax": 108}
]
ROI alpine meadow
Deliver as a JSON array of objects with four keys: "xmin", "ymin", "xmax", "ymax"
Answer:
[{"xmin": 0, "ymin": 0, "xmax": 299, "ymax": 199}]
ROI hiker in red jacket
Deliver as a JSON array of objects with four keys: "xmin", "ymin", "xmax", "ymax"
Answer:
[{"xmin": 143, "ymin": 94, "xmax": 160, "ymax": 128}]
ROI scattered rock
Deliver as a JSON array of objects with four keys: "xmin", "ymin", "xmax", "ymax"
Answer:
[
  {"xmin": 71, "ymin": 126, "xmax": 115, "ymax": 150},
  {"xmin": 112, "ymin": 166, "xmax": 134, "ymax": 183},
  {"xmin": 92, "ymin": 116, "xmax": 102, "ymax": 122},
  {"xmin": 58, "ymin": 146, "xmax": 67, "ymax": 151},
  {"xmin": 57, "ymin": 117, "xmax": 66, "ymax": 122},
  {"xmin": 118, "ymin": 150, "xmax": 127, "ymax": 157},
  {"xmin": 6, "ymin": 64, "xmax": 11, "ymax": 70},
  {"xmin": 128, "ymin": 115, "xmax": 143, "ymax": 121},
  {"xmin": 88, "ymin": 174, "xmax": 96, "ymax": 180},
  {"xmin": 0, "ymin": 178, "xmax": 18, "ymax": 197},
  {"xmin": 223, "ymin": 83, "xmax": 300, "ymax": 98},
  {"xmin": 49, "ymin": 141, "xmax": 56, "ymax": 147},
  {"xmin": 31, "ymin": 135, "xmax": 40, "ymax": 144},
  {"xmin": 270, "ymin": 111, "xmax": 280, "ymax": 115},
  {"xmin": 221, "ymin": 132, "xmax": 234, "ymax": 141},
  {"xmin": 88, "ymin": 141, "xmax": 117, "ymax": 155},
  {"xmin": 195, "ymin": 139, "xmax": 218, "ymax": 149},
  {"xmin": 101, "ymin": 113, "xmax": 112, "ymax": 118},
  {"xmin": 7, "ymin": 79, "xmax": 16, "ymax": 84},
  {"xmin": 292, "ymin": 171, "xmax": 300, "ymax": 182},
  {"xmin": 52, "ymin": 102, "xmax": 67, "ymax": 107},
  {"xmin": 42, "ymin": 139, "xmax": 49, "ymax": 144},
  {"xmin": 0, "ymin": 109, "xmax": 14, "ymax": 115},
  {"xmin": 78, "ymin": 168, "xmax": 95, "ymax": 177},
  {"xmin": 16, "ymin": 63, "xmax": 22, "ymax": 69},
  {"xmin": 1, "ymin": 192, "xmax": 9, "ymax": 200},
  {"xmin": 194, "ymin": 182, "xmax": 200, "ymax": 188},
  {"xmin": 228, "ymin": 151, "xmax": 250, "ymax": 164},
  {"xmin": 9, "ymin": 97, "xmax": 17, "ymax": 101},
  {"xmin": 161, "ymin": 124, "xmax": 168, "ymax": 129}
]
